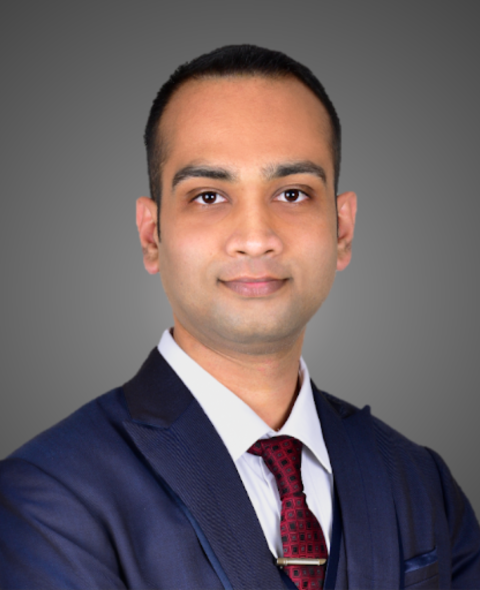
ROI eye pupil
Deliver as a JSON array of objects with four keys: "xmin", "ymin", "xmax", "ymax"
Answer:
[
  {"xmin": 285, "ymin": 190, "xmax": 299, "ymax": 201},
  {"xmin": 201, "ymin": 192, "xmax": 217, "ymax": 203}
]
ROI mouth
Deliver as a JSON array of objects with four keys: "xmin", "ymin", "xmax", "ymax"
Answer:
[{"xmin": 219, "ymin": 277, "xmax": 288, "ymax": 297}]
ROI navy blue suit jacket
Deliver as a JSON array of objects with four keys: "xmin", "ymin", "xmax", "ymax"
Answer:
[{"xmin": 1, "ymin": 348, "xmax": 479, "ymax": 589}]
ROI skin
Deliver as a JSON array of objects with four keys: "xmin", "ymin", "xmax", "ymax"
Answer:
[{"xmin": 137, "ymin": 75, "xmax": 357, "ymax": 429}]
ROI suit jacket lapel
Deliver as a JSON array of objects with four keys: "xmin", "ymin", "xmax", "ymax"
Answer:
[
  {"xmin": 313, "ymin": 387, "xmax": 400, "ymax": 589},
  {"xmin": 122, "ymin": 348, "xmax": 286, "ymax": 590}
]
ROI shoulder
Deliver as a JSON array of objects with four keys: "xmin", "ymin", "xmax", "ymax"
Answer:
[
  {"xmin": 6, "ymin": 387, "xmax": 129, "ymax": 462},
  {"xmin": 0, "ymin": 387, "xmax": 135, "ymax": 496},
  {"xmin": 316, "ymin": 386, "xmax": 472, "ymax": 509},
  {"xmin": 317, "ymin": 386, "xmax": 480, "ymax": 583},
  {"xmin": 318, "ymin": 386, "xmax": 480, "ymax": 527},
  {"xmin": 319, "ymin": 387, "xmax": 439, "ymax": 469},
  {"xmin": 0, "ymin": 386, "xmax": 149, "ymax": 548},
  {"xmin": 0, "ymin": 388, "xmax": 139, "ymax": 586}
]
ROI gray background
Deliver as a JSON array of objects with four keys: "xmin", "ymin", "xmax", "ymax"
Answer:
[{"xmin": 1, "ymin": 2, "xmax": 479, "ymax": 517}]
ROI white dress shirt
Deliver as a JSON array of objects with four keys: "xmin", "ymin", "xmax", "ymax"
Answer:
[{"xmin": 158, "ymin": 329, "xmax": 334, "ymax": 557}]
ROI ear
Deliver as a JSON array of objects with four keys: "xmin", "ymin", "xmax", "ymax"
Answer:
[
  {"xmin": 136, "ymin": 197, "xmax": 160, "ymax": 274},
  {"xmin": 336, "ymin": 191, "xmax": 357, "ymax": 271}
]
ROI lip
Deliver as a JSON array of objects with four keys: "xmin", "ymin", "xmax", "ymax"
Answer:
[{"xmin": 220, "ymin": 277, "xmax": 288, "ymax": 297}]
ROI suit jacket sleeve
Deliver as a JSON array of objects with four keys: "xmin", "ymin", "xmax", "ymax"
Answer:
[
  {"xmin": 426, "ymin": 448, "xmax": 480, "ymax": 589},
  {"xmin": 0, "ymin": 457, "xmax": 127, "ymax": 589}
]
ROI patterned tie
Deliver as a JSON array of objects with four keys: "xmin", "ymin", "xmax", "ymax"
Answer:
[{"xmin": 248, "ymin": 436, "xmax": 328, "ymax": 589}]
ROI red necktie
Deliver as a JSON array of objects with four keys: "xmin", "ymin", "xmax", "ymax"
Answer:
[{"xmin": 248, "ymin": 436, "xmax": 328, "ymax": 589}]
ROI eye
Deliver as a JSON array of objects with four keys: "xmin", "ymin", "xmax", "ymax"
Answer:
[
  {"xmin": 193, "ymin": 191, "xmax": 227, "ymax": 205},
  {"xmin": 276, "ymin": 189, "xmax": 309, "ymax": 203}
]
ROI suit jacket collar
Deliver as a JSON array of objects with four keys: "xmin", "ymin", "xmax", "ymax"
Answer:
[
  {"xmin": 122, "ymin": 348, "xmax": 285, "ymax": 590},
  {"xmin": 313, "ymin": 385, "xmax": 400, "ymax": 589},
  {"xmin": 122, "ymin": 348, "xmax": 400, "ymax": 589}
]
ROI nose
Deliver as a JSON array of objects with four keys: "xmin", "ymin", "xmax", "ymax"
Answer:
[{"xmin": 225, "ymin": 200, "xmax": 283, "ymax": 258}]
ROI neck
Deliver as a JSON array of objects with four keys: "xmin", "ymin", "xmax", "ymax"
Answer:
[{"xmin": 172, "ymin": 321, "xmax": 305, "ymax": 431}]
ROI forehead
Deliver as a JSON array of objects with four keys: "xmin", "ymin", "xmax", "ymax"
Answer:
[{"xmin": 158, "ymin": 75, "xmax": 334, "ymax": 177}]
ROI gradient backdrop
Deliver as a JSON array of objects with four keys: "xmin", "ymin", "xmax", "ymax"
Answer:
[{"xmin": 1, "ymin": 2, "xmax": 479, "ymax": 517}]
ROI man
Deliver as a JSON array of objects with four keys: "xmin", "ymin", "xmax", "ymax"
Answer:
[{"xmin": 0, "ymin": 45, "xmax": 479, "ymax": 589}]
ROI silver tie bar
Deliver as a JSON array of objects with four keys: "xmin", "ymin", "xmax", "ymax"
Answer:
[{"xmin": 276, "ymin": 558, "xmax": 327, "ymax": 567}]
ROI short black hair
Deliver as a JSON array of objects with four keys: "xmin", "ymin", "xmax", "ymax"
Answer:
[{"xmin": 144, "ymin": 44, "xmax": 341, "ymax": 231}]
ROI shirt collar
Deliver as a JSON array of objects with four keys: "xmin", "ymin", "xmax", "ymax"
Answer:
[{"xmin": 158, "ymin": 329, "xmax": 331, "ymax": 473}]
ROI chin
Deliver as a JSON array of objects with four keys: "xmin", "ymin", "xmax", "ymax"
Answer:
[{"xmin": 205, "ymin": 311, "xmax": 312, "ymax": 354}]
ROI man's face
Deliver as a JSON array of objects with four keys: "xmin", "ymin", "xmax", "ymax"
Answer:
[{"xmin": 138, "ymin": 76, "xmax": 356, "ymax": 355}]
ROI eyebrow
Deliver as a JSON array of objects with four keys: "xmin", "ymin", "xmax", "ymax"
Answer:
[
  {"xmin": 171, "ymin": 159, "xmax": 327, "ymax": 191},
  {"xmin": 172, "ymin": 166, "xmax": 237, "ymax": 191},
  {"xmin": 263, "ymin": 161, "xmax": 327, "ymax": 184}
]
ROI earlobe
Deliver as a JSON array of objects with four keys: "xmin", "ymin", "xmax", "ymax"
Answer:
[
  {"xmin": 336, "ymin": 191, "xmax": 357, "ymax": 272},
  {"xmin": 136, "ymin": 197, "xmax": 160, "ymax": 275}
]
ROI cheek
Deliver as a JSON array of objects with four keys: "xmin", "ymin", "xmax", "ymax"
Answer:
[
  {"xmin": 158, "ymin": 228, "xmax": 213, "ymax": 294},
  {"xmin": 295, "ymin": 228, "xmax": 338, "ymax": 297},
  {"xmin": 299, "ymin": 223, "xmax": 337, "ymax": 268}
]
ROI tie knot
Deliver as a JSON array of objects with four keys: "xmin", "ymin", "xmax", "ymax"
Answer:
[{"xmin": 248, "ymin": 436, "xmax": 303, "ymax": 499}]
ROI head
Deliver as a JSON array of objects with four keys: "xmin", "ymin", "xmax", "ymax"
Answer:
[
  {"xmin": 144, "ymin": 44, "xmax": 342, "ymax": 237},
  {"xmin": 137, "ymin": 45, "xmax": 356, "ymax": 357}
]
